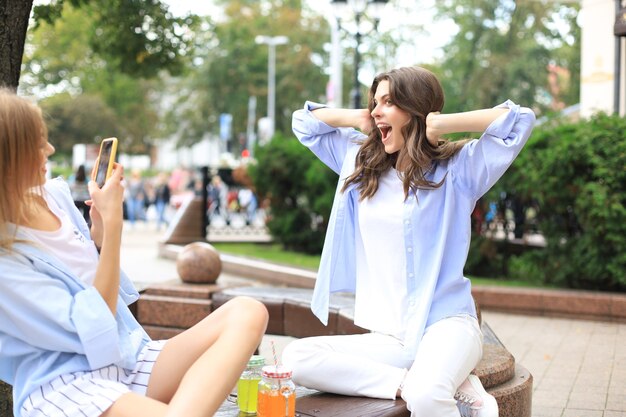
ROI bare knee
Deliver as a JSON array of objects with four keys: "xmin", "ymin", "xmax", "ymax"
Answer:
[
  {"xmin": 101, "ymin": 392, "xmax": 167, "ymax": 417},
  {"xmin": 222, "ymin": 296, "xmax": 269, "ymax": 335}
]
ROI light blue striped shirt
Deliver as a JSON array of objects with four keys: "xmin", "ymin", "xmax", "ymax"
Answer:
[{"xmin": 292, "ymin": 100, "xmax": 536, "ymax": 358}]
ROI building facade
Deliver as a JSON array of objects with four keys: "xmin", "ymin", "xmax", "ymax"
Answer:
[{"xmin": 580, "ymin": 0, "xmax": 625, "ymax": 117}]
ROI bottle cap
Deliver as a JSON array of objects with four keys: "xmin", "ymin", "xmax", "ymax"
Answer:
[
  {"xmin": 247, "ymin": 355, "xmax": 266, "ymax": 367},
  {"xmin": 262, "ymin": 365, "xmax": 293, "ymax": 379}
]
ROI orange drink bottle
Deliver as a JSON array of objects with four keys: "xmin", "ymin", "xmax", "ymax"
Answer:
[{"xmin": 257, "ymin": 365, "xmax": 296, "ymax": 417}]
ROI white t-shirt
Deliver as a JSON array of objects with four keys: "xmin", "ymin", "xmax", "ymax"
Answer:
[
  {"xmin": 21, "ymin": 193, "xmax": 100, "ymax": 286},
  {"xmin": 354, "ymin": 168, "xmax": 409, "ymax": 339}
]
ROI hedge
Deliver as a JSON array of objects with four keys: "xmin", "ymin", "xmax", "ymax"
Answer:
[{"xmin": 488, "ymin": 113, "xmax": 626, "ymax": 291}]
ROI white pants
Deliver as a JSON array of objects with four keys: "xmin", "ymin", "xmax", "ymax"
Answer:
[{"xmin": 282, "ymin": 315, "xmax": 482, "ymax": 417}]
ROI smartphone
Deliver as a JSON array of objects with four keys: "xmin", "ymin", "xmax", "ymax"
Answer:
[{"xmin": 93, "ymin": 137, "xmax": 118, "ymax": 188}]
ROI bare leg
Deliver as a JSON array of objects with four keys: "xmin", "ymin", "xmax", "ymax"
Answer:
[
  {"xmin": 101, "ymin": 393, "xmax": 167, "ymax": 417},
  {"xmin": 102, "ymin": 296, "xmax": 268, "ymax": 417}
]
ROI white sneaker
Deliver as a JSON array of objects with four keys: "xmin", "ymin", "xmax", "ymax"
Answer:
[{"xmin": 454, "ymin": 375, "xmax": 498, "ymax": 417}]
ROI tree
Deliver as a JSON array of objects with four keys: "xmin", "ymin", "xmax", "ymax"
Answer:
[
  {"xmin": 40, "ymin": 93, "xmax": 122, "ymax": 160},
  {"xmin": 0, "ymin": 0, "xmax": 33, "ymax": 89},
  {"xmin": 1, "ymin": 0, "xmax": 197, "ymax": 89},
  {"xmin": 84, "ymin": 0, "xmax": 198, "ymax": 79},
  {"xmin": 21, "ymin": 5, "xmax": 165, "ymax": 154},
  {"xmin": 433, "ymin": 0, "xmax": 580, "ymax": 114},
  {"xmin": 163, "ymin": 0, "xmax": 330, "ymax": 148}
]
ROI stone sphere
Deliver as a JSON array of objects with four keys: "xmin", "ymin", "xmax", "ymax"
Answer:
[{"xmin": 176, "ymin": 242, "xmax": 222, "ymax": 283}]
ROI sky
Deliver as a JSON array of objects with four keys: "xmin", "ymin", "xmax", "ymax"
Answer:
[{"xmin": 163, "ymin": 0, "xmax": 455, "ymax": 67}]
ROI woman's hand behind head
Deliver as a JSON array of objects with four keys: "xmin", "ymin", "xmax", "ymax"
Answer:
[
  {"xmin": 425, "ymin": 112, "xmax": 442, "ymax": 146},
  {"xmin": 356, "ymin": 109, "xmax": 374, "ymax": 134}
]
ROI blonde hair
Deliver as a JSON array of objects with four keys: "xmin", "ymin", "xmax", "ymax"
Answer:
[
  {"xmin": 342, "ymin": 66, "xmax": 468, "ymax": 201},
  {"xmin": 0, "ymin": 88, "xmax": 48, "ymax": 250}
]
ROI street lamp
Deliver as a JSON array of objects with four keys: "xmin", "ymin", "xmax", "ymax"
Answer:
[
  {"xmin": 255, "ymin": 35, "xmax": 289, "ymax": 141},
  {"xmin": 331, "ymin": 0, "xmax": 389, "ymax": 108}
]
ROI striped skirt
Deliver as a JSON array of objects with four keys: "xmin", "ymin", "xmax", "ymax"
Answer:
[{"xmin": 21, "ymin": 340, "xmax": 166, "ymax": 417}]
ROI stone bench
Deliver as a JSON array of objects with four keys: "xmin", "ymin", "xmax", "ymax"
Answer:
[{"xmin": 136, "ymin": 281, "xmax": 533, "ymax": 417}]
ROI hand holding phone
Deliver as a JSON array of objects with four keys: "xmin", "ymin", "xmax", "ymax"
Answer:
[{"xmin": 93, "ymin": 138, "xmax": 118, "ymax": 188}]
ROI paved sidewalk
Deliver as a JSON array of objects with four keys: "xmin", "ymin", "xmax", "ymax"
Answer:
[{"xmin": 120, "ymin": 223, "xmax": 626, "ymax": 417}]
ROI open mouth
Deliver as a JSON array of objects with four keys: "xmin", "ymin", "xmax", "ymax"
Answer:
[{"xmin": 378, "ymin": 124, "xmax": 392, "ymax": 143}]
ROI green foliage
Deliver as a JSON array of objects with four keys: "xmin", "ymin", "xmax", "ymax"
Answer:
[
  {"xmin": 162, "ymin": 0, "xmax": 329, "ymax": 147},
  {"xmin": 433, "ymin": 0, "xmax": 580, "ymax": 114},
  {"xmin": 22, "ymin": 6, "xmax": 163, "ymax": 154},
  {"xmin": 32, "ymin": 0, "xmax": 197, "ymax": 79},
  {"xmin": 491, "ymin": 114, "xmax": 626, "ymax": 291},
  {"xmin": 465, "ymin": 235, "xmax": 507, "ymax": 278},
  {"xmin": 211, "ymin": 242, "xmax": 321, "ymax": 270},
  {"xmin": 51, "ymin": 165, "xmax": 75, "ymax": 180},
  {"xmin": 248, "ymin": 133, "xmax": 336, "ymax": 254},
  {"xmin": 40, "ymin": 93, "xmax": 122, "ymax": 159},
  {"xmin": 506, "ymin": 251, "xmax": 550, "ymax": 287}
]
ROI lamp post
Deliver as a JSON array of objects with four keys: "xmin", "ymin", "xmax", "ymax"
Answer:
[
  {"xmin": 614, "ymin": 0, "xmax": 625, "ymax": 114},
  {"xmin": 255, "ymin": 35, "xmax": 289, "ymax": 141},
  {"xmin": 331, "ymin": 0, "xmax": 389, "ymax": 109}
]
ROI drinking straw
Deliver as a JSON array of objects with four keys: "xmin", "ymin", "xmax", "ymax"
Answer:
[{"xmin": 271, "ymin": 340, "xmax": 278, "ymax": 371}]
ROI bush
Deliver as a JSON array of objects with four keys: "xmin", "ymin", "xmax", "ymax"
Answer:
[
  {"xmin": 490, "ymin": 113, "xmax": 626, "ymax": 291},
  {"xmin": 248, "ymin": 133, "xmax": 336, "ymax": 254},
  {"xmin": 507, "ymin": 251, "xmax": 548, "ymax": 286},
  {"xmin": 465, "ymin": 235, "xmax": 507, "ymax": 278}
]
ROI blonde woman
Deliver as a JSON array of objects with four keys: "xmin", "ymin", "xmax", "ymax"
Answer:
[
  {"xmin": 0, "ymin": 88, "xmax": 269, "ymax": 417},
  {"xmin": 283, "ymin": 66, "xmax": 536, "ymax": 417}
]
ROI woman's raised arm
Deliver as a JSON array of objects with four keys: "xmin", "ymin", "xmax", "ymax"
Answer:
[
  {"xmin": 312, "ymin": 107, "xmax": 373, "ymax": 134},
  {"xmin": 426, "ymin": 108, "xmax": 511, "ymax": 145}
]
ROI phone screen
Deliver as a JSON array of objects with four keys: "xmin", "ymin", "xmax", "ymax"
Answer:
[{"xmin": 95, "ymin": 140, "xmax": 114, "ymax": 187}]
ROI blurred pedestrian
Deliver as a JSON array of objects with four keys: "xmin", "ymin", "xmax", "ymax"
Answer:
[
  {"xmin": 238, "ymin": 187, "xmax": 258, "ymax": 225},
  {"xmin": 70, "ymin": 164, "xmax": 90, "ymax": 224},
  {"xmin": 126, "ymin": 169, "xmax": 148, "ymax": 227},
  {"xmin": 208, "ymin": 175, "xmax": 228, "ymax": 219},
  {"xmin": 153, "ymin": 172, "xmax": 171, "ymax": 230}
]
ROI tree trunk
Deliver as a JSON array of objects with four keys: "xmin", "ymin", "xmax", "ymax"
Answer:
[
  {"xmin": 0, "ymin": 380, "xmax": 13, "ymax": 417},
  {"xmin": 0, "ymin": 0, "xmax": 34, "ymax": 90}
]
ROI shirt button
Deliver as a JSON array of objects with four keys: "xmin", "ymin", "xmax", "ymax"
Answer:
[
  {"xmin": 407, "ymin": 247, "xmax": 413, "ymax": 253},
  {"xmin": 408, "ymin": 273, "xmax": 414, "ymax": 278}
]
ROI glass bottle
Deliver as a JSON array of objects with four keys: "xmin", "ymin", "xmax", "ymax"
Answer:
[
  {"xmin": 237, "ymin": 355, "xmax": 265, "ymax": 414},
  {"xmin": 257, "ymin": 365, "xmax": 296, "ymax": 417}
]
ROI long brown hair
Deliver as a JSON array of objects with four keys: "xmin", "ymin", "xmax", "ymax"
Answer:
[
  {"xmin": 0, "ymin": 88, "xmax": 48, "ymax": 249},
  {"xmin": 342, "ymin": 66, "xmax": 467, "ymax": 201}
]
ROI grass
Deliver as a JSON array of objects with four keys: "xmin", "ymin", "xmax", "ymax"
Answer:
[
  {"xmin": 211, "ymin": 242, "xmax": 321, "ymax": 270},
  {"xmin": 211, "ymin": 242, "xmax": 547, "ymax": 288}
]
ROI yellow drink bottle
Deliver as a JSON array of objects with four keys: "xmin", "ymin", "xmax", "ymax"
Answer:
[{"xmin": 237, "ymin": 355, "xmax": 265, "ymax": 414}]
